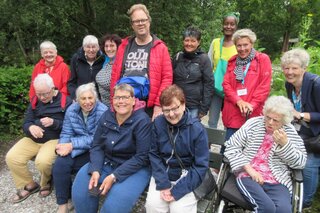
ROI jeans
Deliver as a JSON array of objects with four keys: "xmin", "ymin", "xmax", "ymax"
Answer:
[
  {"xmin": 52, "ymin": 152, "xmax": 90, "ymax": 205},
  {"xmin": 303, "ymin": 152, "xmax": 320, "ymax": 207},
  {"xmin": 208, "ymin": 94, "xmax": 223, "ymax": 128},
  {"xmin": 72, "ymin": 163, "xmax": 151, "ymax": 213},
  {"xmin": 225, "ymin": 128, "xmax": 239, "ymax": 141},
  {"xmin": 188, "ymin": 108, "xmax": 199, "ymax": 119},
  {"xmin": 237, "ymin": 177, "xmax": 291, "ymax": 213}
]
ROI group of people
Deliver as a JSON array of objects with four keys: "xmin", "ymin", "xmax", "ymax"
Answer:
[{"xmin": 4, "ymin": 2, "xmax": 320, "ymax": 213}]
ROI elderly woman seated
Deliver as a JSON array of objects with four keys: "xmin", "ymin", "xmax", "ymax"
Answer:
[
  {"xmin": 145, "ymin": 84, "xmax": 209, "ymax": 213},
  {"xmin": 71, "ymin": 83, "xmax": 152, "ymax": 213},
  {"xmin": 52, "ymin": 83, "xmax": 107, "ymax": 213},
  {"xmin": 224, "ymin": 96, "xmax": 307, "ymax": 212}
]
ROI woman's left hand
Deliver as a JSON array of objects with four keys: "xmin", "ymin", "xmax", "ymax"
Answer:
[
  {"xmin": 273, "ymin": 128, "xmax": 288, "ymax": 147},
  {"xmin": 100, "ymin": 175, "xmax": 115, "ymax": 196},
  {"xmin": 56, "ymin": 143, "xmax": 73, "ymax": 156}
]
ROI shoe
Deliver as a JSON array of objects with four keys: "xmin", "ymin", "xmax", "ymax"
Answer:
[{"xmin": 13, "ymin": 183, "xmax": 40, "ymax": 203}]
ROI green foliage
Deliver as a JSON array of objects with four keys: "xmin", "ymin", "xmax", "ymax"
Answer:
[
  {"xmin": 295, "ymin": 14, "xmax": 320, "ymax": 76},
  {"xmin": 0, "ymin": 66, "xmax": 32, "ymax": 134}
]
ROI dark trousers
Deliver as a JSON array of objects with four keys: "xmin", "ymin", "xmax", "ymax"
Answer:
[
  {"xmin": 236, "ymin": 177, "xmax": 291, "ymax": 213},
  {"xmin": 52, "ymin": 152, "xmax": 90, "ymax": 205}
]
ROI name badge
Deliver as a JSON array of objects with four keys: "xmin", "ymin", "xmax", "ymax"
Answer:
[{"xmin": 237, "ymin": 88, "xmax": 248, "ymax": 96}]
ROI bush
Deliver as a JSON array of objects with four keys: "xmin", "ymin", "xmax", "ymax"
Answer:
[{"xmin": 0, "ymin": 66, "xmax": 32, "ymax": 134}]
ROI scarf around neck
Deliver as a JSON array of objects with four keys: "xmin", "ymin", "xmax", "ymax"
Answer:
[{"xmin": 234, "ymin": 48, "xmax": 256, "ymax": 81}]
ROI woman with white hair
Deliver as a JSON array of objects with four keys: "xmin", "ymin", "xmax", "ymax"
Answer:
[
  {"xmin": 224, "ymin": 95, "xmax": 307, "ymax": 212},
  {"xmin": 68, "ymin": 35, "xmax": 105, "ymax": 100},
  {"xmin": 29, "ymin": 40, "xmax": 70, "ymax": 102},
  {"xmin": 281, "ymin": 48, "xmax": 320, "ymax": 209},
  {"xmin": 52, "ymin": 82, "xmax": 107, "ymax": 213},
  {"xmin": 222, "ymin": 29, "xmax": 272, "ymax": 140}
]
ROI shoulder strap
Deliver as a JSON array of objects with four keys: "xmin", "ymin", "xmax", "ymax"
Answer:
[
  {"xmin": 173, "ymin": 51, "xmax": 183, "ymax": 69},
  {"xmin": 219, "ymin": 37, "xmax": 224, "ymax": 58},
  {"xmin": 167, "ymin": 125, "xmax": 186, "ymax": 170}
]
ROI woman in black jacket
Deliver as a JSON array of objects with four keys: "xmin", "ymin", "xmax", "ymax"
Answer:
[
  {"xmin": 68, "ymin": 35, "xmax": 105, "ymax": 100},
  {"xmin": 172, "ymin": 26, "xmax": 214, "ymax": 119}
]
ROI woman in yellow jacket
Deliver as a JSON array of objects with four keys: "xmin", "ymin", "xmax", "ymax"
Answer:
[{"xmin": 207, "ymin": 12, "xmax": 239, "ymax": 128}]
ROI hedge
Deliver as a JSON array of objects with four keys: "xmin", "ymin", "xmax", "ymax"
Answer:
[{"xmin": 0, "ymin": 66, "xmax": 32, "ymax": 134}]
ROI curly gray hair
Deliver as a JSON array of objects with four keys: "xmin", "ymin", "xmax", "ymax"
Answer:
[{"xmin": 263, "ymin": 96, "xmax": 294, "ymax": 125}]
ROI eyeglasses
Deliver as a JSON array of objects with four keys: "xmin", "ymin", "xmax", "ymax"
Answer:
[
  {"xmin": 36, "ymin": 89, "xmax": 53, "ymax": 98},
  {"xmin": 131, "ymin": 18, "xmax": 149, "ymax": 25},
  {"xmin": 162, "ymin": 105, "xmax": 181, "ymax": 115},
  {"xmin": 113, "ymin": 95, "xmax": 132, "ymax": 101}
]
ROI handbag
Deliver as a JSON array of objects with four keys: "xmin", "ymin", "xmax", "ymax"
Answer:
[
  {"xmin": 167, "ymin": 126, "xmax": 216, "ymax": 200},
  {"xmin": 303, "ymin": 134, "xmax": 320, "ymax": 154},
  {"xmin": 214, "ymin": 37, "xmax": 228, "ymax": 98}
]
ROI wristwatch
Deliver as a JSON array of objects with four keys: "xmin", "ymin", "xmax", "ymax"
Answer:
[{"xmin": 300, "ymin": 113, "xmax": 305, "ymax": 120}]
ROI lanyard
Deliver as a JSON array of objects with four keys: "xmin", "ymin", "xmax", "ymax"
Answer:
[
  {"xmin": 292, "ymin": 90, "xmax": 301, "ymax": 112},
  {"xmin": 242, "ymin": 62, "xmax": 251, "ymax": 85}
]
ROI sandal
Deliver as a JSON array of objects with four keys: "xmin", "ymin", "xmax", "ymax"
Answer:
[
  {"xmin": 39, "ymin": 184, "xmax": 53, "ymax": 198},
  {"xmin": 13, "ymin": 183, "xmax": 40, "ymax": 203}
]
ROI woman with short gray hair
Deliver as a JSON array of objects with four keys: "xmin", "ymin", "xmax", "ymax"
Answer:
[
  {"xmin": 222, "ymin": 28, "xmax": 272, "ymax": 140},
  {"xmin": 225, "ymin": 95, "xmax": 306, "ymax": 212},
  {"xmin": 281, "ymin": 48, "xmax": 320, "ymax": 209},
  {"xmin": 68, "ymin": 35, "xmax": 104, "ymax": 100},
  {"xmin": 29, "ymin": 40, "xmax": 70, "ymax": 103},
  {"xmin": 52, "ymin": 82, "xmax": 107, "ymax": 213}
]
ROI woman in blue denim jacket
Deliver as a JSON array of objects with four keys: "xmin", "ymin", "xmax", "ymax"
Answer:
[{"xmin": 72, "ymin": 84, "xmax": 152, "ymax": 213}]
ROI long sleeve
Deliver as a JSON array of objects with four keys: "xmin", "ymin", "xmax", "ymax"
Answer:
[{"xmin": 200, "ymin": 54, "xmax": 214, "ymax": 115}]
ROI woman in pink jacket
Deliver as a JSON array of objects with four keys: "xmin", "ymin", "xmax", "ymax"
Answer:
[{"xmin": 222, "ymin": 29, "xmax": 272, "ymax": 140}]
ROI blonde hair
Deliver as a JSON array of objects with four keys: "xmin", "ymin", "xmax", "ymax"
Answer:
[
  {"xmin": 232, "ymin": 28, "xmax": 257, "ymax": 44},
  {"xmin": 127, "ymin": 4, "xmax": 152, "ymax": 23}
]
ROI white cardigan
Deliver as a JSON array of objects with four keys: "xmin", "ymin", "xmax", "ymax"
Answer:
[{"xmin": 224, "ymin": 116, "xmax": 307, "ymax": 193}]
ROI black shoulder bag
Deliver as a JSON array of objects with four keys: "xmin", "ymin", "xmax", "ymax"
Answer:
[{"xmin": 167, "ymin": 126, "xmax": 216, "ymax": 200}]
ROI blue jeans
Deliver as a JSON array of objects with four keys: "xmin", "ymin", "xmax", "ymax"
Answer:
[
  {"xmin": 208, "ymin": 94, "xmax": 223, "ymax": 128},
  {"xmin": 303, "ymin": 152, "xmax": 320, "ymax": 207},
  {"xmin": 237, "ymin": 177, "xmax": 291, "ymax": 213},
  {"xmin": 52, "ymin": 152, "xmax": 90, "ymax": 205},
  {"xmin": 225, "ymin": 128, "xmax": 239, "ymax": 141},
  {"xmin": 188, "ymin": 108, "xmax": 199, "ymax": 119},
  {"xmin": 72, "ymin": 163, "xmax": 151, "ymax": 213}
]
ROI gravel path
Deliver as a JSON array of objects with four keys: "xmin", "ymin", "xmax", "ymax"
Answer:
[{"xmin": 0, "ymin": 161, "xmax": 60, "ymax": 213}]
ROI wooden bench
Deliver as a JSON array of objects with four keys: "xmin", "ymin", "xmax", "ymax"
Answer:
[{"xmin": 197, "ymin": 127, "xmax": 226, "ymax": 213}]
